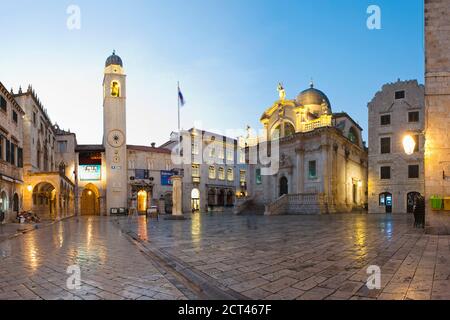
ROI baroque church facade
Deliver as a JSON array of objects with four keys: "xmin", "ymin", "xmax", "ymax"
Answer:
[{"xmin": 243, "ymin": 83, "xmax": 368, "ymax": 215}]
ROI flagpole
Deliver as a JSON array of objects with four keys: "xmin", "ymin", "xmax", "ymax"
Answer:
[
  {"xmin": 177, "ymin": 81, "xmax": 181, "ymax": 134},
  {"xmin": 177, "ymin": 81, "xmax": 182, "ymax": 159}
]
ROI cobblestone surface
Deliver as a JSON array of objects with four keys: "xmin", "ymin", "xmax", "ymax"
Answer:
[
  {"xmin": 1, "ymin": 214, "xmax": 449, "ymax": 300},
  {"xmin": 117, "ymin": 213, "xmax": 450, "ymax": 300},
  {"xmin": 0, "ymin": 217, "xmax": 186, "ymax": 300}
]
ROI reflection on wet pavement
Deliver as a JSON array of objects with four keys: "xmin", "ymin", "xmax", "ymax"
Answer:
[
  {"xmin": 117, "ymin": 212, "xmax": 450, "ymax": 300},
  {"xmin": 0, "ymin": 217, "xmax": 186, "ymax": 300}
]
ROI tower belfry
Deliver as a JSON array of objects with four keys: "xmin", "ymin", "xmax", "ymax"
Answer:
[{"xmin": 103, "ymin": 51, "xmax": 128, "ymax": 212}]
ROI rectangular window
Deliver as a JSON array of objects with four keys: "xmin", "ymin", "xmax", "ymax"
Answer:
[
  {"xmin": 0, "ymin": 136, "xmax": 3, "ymax": 160},
  {"xmin": 33, "ymin": 112, "xmax": 37, "ymax": 125},
  {"xmin": 395, "ymin": 90, "xmax": 405, "ymax": 100},
  {"xmin": 380, "ymin": 166, "xmax": 391, "ymax": 180},
  {"xmin": 408, "ymin": 165, "xmax": 419, "ymax": 179},
  {"xmin": 12, "ymin": 111, "xmax": 18, "ymax": 123},
  {"xmin": 308, "ymin": 161, "xmax": 317, "ymax": 179},
  {"xmin": 226, "ymin": 148, "xmax": 234, "ymax": 162},
  {"xmin": 10, "ymin": 143, "xmax": 15, "ymax": 166},
  {"xmin": 0, "ymin": 96, "xmax": 7, "ymax": 112},
  {"xmin": 5, "ymin": 139, "xmax": 10, "ymax": 163},
  {"xmin": 218, "ymin": 167, "xmax": 225, "ymax": 180},
  {"xmin": 256, "ymin": 168, "xmax": 262, "ymax": 185},
  {"xmin": 191, "ymin": 164, "xmax": 200, "ymax": 178},
  {"xmin": 240, "ymin": 170, "xmax": 246, "ymax": 183},
  {"xmin": 239, "ymin": 150, "xmax": 246, "ymax": 164},
  {"xmin": 380, "ymin": 137, "xmax": 391, "ymax": 154},
  {"xmin": 209, "ymin": 166, "xmax": 216, "ymax": 179},
  {"xmin": 58, "ymin": 141, "xmax": 68, "ymax": 153},
  {"xmin": 408, "ymin": 111, "xmax": 420, "ymax": 123},
  {"xmin": 380, "ymin": 114, "xmax": 391, "ymax": 126},
  {"xmin": 18, "ymin": 148, "xmax": 23, "ymax": 168},
  {"xmin": 227, "ymin": 168, "xmax": 234, "ymax": 181},
  {"xmin": 192, "ymin": 142, "xmax": 199, "ymax": 155},
  {"xmin": 135, "ymin": 169, "xmax": 150, "ymax": 179}
]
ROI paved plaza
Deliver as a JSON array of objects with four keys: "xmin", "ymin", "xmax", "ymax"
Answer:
[{"xmin": 0, "ymin": 213, "xmax": 449, "ymax": 300}]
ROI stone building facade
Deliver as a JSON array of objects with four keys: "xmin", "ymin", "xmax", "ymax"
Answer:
[
  {"xmin": 245, "ymin": 84, "xmax": 368, "ymax": 215},
  {"xmin": 0, "ymin": 81, "xmax": 25, "ymax": 223},
  {"xmin": 14, "ymin": 87, "xmax": 75, "ymax": 221},
  {"xmin": 368, "ymin": 80, "xmax": 425, "ymax": 214},
  {"xmin": 161, "ymin": 129, "xmax": 248, "ymax": 213},
  {"xmin": 424, "ymin": 0, "xmax": 450, "ymax": 234}
]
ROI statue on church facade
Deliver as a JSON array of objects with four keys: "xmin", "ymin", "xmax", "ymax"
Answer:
[{"xmin": 277, "ymin": 83, "xmax": 286, "ymax": 101}]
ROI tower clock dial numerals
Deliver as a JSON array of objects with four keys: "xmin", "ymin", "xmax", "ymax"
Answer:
[{"xmin": 107, "ymin": 130, "xmax": 125, "ymax": 148}]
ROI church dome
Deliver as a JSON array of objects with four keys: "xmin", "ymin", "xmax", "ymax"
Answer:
[
  {"xmin": 297, "ymin": 83, "xmax": 331, "ymax": 111},
  {"xmin": 105, "ymin": 50, "xmax": 123, "ymax": 67}
]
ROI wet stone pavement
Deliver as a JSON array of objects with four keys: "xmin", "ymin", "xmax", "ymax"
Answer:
[
  {"xmin": 0, "ymin": 213, "xmax": 448, "ymax": 300},
  {"xmin": 0, "ymin": 217, "xmax": 186, "ymax": 300},
  {"xmin": 117, "ymin": 213, "xmax": 450, "ymax": 300}
]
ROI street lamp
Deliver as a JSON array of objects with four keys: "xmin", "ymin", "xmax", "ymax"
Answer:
[{"xmin": 403, "ymin": 134, "xmax": 416, "ymax": 156}]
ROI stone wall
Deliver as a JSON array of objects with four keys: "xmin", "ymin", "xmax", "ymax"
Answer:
[{"xmin": 424, "ymin": 0, "xmax": 450, "ymax": 234}]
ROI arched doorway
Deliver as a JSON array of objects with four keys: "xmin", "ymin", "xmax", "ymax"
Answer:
[
  {"xmin": 32, "ymin": 182, "xmax": 57, "ymax": 220},
  {"xmin": 279, "ymin": 176, "xmax": 288, "ymax": 197},
  {"xmin": 226, "ymin": 190, "xmax": 234, "ymax": 207},
  {"xmin": 13, "ymin": 193, "xmax": 19, "ymax": 214},
  {"xmin": 81, "ymin": 184, "xmax": 100, "ymax": 216},
  {"xmin": 191, "ymin": 188, "xmax": 200, "ymax": 212},
  {"xmin": 164, "ymin": 192, "xmax": 173, "ymax": 214},
  {"xmin": 379, "ymin": 192, "xmax": 393, "ymax": 214},
  {"xmin": 217, "ymin": 189, "xmax": 225, "ymax": 207},
  {"xmin": 407, "ymin": 192, "xmax": 421, "ymax": 214},
  {"xmin": 137, "ymin": 190, "xmax": 148, "ymax": 213},
  {"xmin": 0, "ymin": 191, "xmax": 8, "ymax": 213},
  {"xmin": 208, "ymin": 189, "xmax": 216, "ymax": 207}
]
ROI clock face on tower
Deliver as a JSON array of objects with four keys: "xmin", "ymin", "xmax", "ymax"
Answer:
[{"xmin": 107, "ymin": 130, "xmax": 125, "ymax": 148}]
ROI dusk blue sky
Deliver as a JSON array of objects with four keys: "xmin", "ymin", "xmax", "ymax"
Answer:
[{"xmin": 1, "ymin": 0, "xmax": 424, "ymax": 145}]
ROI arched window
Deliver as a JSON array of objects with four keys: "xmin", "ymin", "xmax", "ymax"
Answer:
[
  {"xmin": 284, "ymin": 122, "xmax": 295, "ymax": 137},
  {"xmin": 111, "ymin": 81, "xmax": 120, "ymax": 97}
]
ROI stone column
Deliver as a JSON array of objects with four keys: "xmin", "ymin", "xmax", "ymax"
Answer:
[{"xmin": 171, "ymin": 176, "xmax": 183, "ymax": 216}]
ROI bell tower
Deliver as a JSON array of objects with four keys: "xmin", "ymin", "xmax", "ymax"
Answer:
[{"xmin": 103, "ymin": 51, "xmax": 127, "ymax": 213}]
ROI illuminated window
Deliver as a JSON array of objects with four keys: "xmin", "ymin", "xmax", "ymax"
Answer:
[
  {"xmin": 240, "ymin": 170, "xmax": 246, "ymax": 183},
  {"xmin": 218, "ymin": 167, "xmax": 225, "ymax": 180},
  {"xmin": 227, "ymin": 168, "xmax": 234, "ymax": 181},
  {"xmin": 218, "ymin": 145, "xmax": 224, "ymax": 159},
  {"xmin": 111, "ymin": 81, "xmax": 120, "ymax": 97},
  {"xmin": 226, "ymin": 148, "xmax": 234, "ymax": 162},
  {"xmin": 192, "ymin": 141, "xmax": 199, "ymax": 155},
  {"xmin": 239, "ymin": 149, "xmax": 246, "ymax": 164},
  {"xmin": 209, "ymin": 166, "xmax": 216, "ymax": 179},
  {"xmin": 192, "ymin": 164, "xmax": 200, "ymax": 178}
]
